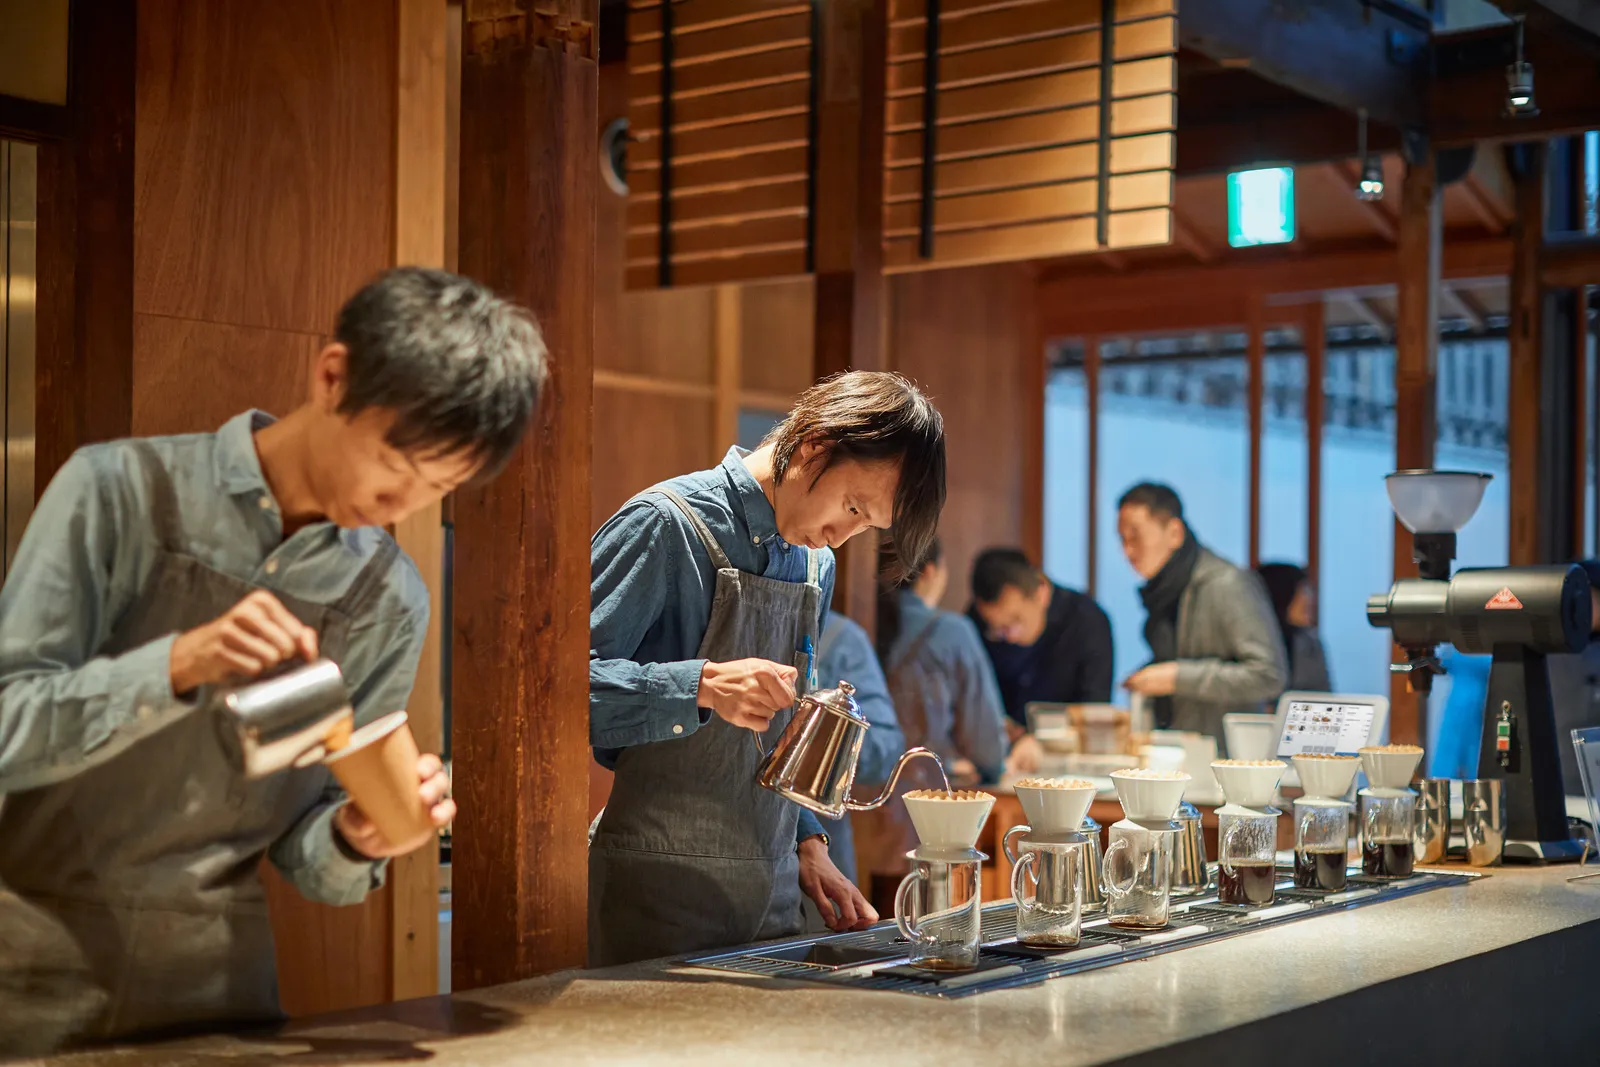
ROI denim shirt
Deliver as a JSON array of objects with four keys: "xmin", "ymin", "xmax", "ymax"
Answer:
[
  {"xmin": 590, "ymin": 447, "xmax": 836, "ymax": 842},
  {"xmin": 0, "ymin": 411, "xmax": 429, "ymax": 904}
]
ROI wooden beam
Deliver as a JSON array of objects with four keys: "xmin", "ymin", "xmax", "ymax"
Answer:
[
  {"xmin": 388, "ymin": 0, "xmax": 448, "ymax": 1006},
  {"xmin": 1390, "ymin": 151, "xmax": 1441, "ymax": 748},
  {"xmin": 1490, "ymin": 1, "xmax": 1600, "ymax": 56},
  {"xmin": 1180, "ymin": 0, "xmax": 1426, "ymax": 128},
  {"xmin": 1171, "ymin": 207, "xmax": 1217, "ymax": 263},
  {"xmin": 453, "ymin": 0, "xmax": 596, "ymax": 989},
  {"xmin": 1175, "ymin": 105, "xmax": 1401, "ymax": 177},
  {"xmin": 34, "ymin": 0, "xmax": 136, "ymax": 494},
  {"xmin": 1338, "ymin": 292, "xmax": 1394, "ymax": 337},
  {"xmin": 1303, "ymin": 301, "xmax": 1326, "ymax": 617},
  {"xmin": 1246, "ymin": 294, "xmax": 1264, "ymax": 568},
  {"xmin": 813, "ymin": 0, "xmax": 888, "ymax": 626},
  {"xmin": 1433, "ymin": 23, "xmax": 1600, "ymax": 145},
  {"xmin": 1541, "ymin": 234, "xmax": 1600, "ymax": 289},
  {"xmin": 1507, "ymin": 143, "xmax": 1543, "ymax": 568},
  {"xmin": 1576, "ymin": 285, "xmax": 1591, "ymax": 555},
  {"xmin": 1021, "ymin": 265, "xmax": 1046, "ymax": 567}
]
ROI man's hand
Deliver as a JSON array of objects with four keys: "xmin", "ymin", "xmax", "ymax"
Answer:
[
  {"xmin": 334, "ymin": 753, "xmax": 455, "ymax": 860},
  {"xmin": 1123, "ymin": 661, "xmax": 1179, "ymax": 697},
  {"xmin": 1005, "ymin": 734, "xmax": 1044, "ymax": 776},
  {"xmin": 948, "ymin": 757, "xmax": 980, "ymax": 789},
  {"xmin": 798, "ymin": 836, "xmax": 878, "ymax": 933},
  {"xmin": 697, "ymin": 658, "xmax": 798, "ymax": 732},
  {"xmin": 170, "ymin": 590, "xmax": 319, "ymax": 695}
]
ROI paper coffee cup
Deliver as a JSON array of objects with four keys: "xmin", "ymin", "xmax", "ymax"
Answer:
[{"xmin": 326, "ymin": 711, "xmax": 432, "ymax": 847}]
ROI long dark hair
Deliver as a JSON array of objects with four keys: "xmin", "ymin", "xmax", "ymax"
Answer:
[
  {"xmin": 1255, "ymin": 562, "xmax": 1305, "ymax": 672},
  {"xmin": 876, "ymin": 537, "xmax": 944, "ymax": 662}
]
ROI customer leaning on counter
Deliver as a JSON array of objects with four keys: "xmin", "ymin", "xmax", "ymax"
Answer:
[
  {"xmin": 1116, "ymin": 482, "xmax": 1286, "ymax": 754},
  {"xmin": 588, "ymin": 371, "xmax": 946, "ymax": 966},
  {"xmin": 0, "ymin": 268, "xmax": 548, "ymax": 1055}
]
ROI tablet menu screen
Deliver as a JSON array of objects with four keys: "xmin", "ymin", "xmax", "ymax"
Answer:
[{"xmin": 1278, "ymin": 700, "xmax": 1377, "ymax": 757}]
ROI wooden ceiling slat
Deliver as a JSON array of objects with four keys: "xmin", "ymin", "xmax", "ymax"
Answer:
[
  {"xmin": 886, "ymin": 105, "xmax": 1099, "ymax": 165},
  {"xmin": 628, "ymin": 1, "xmax": 810, "ymax": 44},
  {"xmin": 628, "ymin": 146, "xmax": 809, "ymax": 198},
  {"xmin": 1110, "ymin": 94, "xmax": 1174, "ymax": 136},
  {"xmin": 887, "ymin": 0, "xmax": 1099, "ymax": 60},
  {"xmin": 631, "ymin": 11, "xmax": 811, "ymax": 73},
  {"xmin": 627, "ymin": 215, "xmax": 808, "ymax": 259},
  {"xmin": 1116, "ymin": 0, "xmax": 1177, "ymax": 20},
  {"xmin": 626, "ymin": 248, "xmax": 809, "ymax": 290},
  {"xmin": 885, "ymin": 142, "xmax": 1100, "ymax": 201},
  {"xmin": 630, "ymin": 45, "xmax": 810, "ymax": 105},
  {"xmin": 631, "ymin": 79, "xmax": 809, "ymax": 137},
  {"xmin": 887, "ymin": 29, "xmax": 1099, "ymax": 96},
  {"xmin": 1111, "ymin": 56, "xmax": 1174, "ymax": 98},
  {"xmin": 1110, "ymin": 132, "xmax": 1173, "ymax": 173},
  {"xmin": 884, "ymin": 215, "xmax": 1099, "ymax": 271},
  {"xmin": 891, "ymin": 0, "xmax": 1170, "ymax": 26},
  {"xmin": 886, "ymin": 68, "xmax": 1099, "ymax": 131},
  {"xmin": 1112, "ymin": 16, "xmax": 1175, "ymax": 61},
  {"xmin": 884, "ymin": 179, "xmax": 1099, "ymax": 236},
  {"xmin": 1107, "ymin": 170, "xmax": 1171, "ymax": 211},
  {"xmin": 626, "ymin": 180, "xmax": 808, "ymax": 231},
  {"xmin": 1106, "ymin": 206, "xmax": 1172, "ymax": 248},
  {"xmin": 630, "ymin": 114, "xmax": 809, "ymax": 169}
]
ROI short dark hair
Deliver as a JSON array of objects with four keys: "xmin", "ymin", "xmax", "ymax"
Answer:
[
  {"xmin": 335, "ymin": 266, "xmax": 548, "ymax": 481},
  {"xmin": 1117, "ymin": 482, "xmax": 1184, "ymax": 523},
  {"xmin": 763, "ymin": 370, "xmax": 945, "ymax": 582},
  {"xmin": 971, "ymin": 547, "xmax": 1043, "ymax": 603}
]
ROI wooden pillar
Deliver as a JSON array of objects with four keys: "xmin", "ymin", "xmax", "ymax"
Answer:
[
  {"xmin": 34, "ymin": 0, "xmax": 135, "ymax": 492},
  {"xmin": 1303, "ymin": 301, "xmax": 1327, "ymax": 623},
  {"xmin": 1390, "ymin": 150, "xmax": 1441, "ymax": 746},
  {"xmin": 453, "ymin": 0, "xmax": 596, "ymax": 988},
  {"xmin": 1020, "ymin": 266, "xmax": 1046, "ymax": 567},
  {"xmin": 812, "ymin": 0, "xmax": 888, "ymax": 627},
  {"xmin": 1507, "ymin": 143, "xmax": 1544, "ymax": 567},
  {"xmin": 1246, "ymin": 295, "xmax": 1265, "ymax": 568}
]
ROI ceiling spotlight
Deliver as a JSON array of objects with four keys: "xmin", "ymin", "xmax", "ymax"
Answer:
[
  {"xmin": 1506, "ymin": 16, "xmax": 1538, "ymax": 116},
  {"xmin": 1354, "ymin": 108, "xmax": 1384, "ymax": 202}
]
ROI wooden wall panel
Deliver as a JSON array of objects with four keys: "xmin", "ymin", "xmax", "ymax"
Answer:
[
  {"xmin": 740, "ymin": 276, "xmax": 815, "ymax": 400},
  {"xmin": 131, "ymin": 317, "xmax": 319, "ymax": 435},
  {"xmin": 613, "ymin": 287, "xmax": 718, "ymax": 380},
  {"xmin": 592, "ymin": 386, "xmax": 717, "ymax": 531},
  {"xmin": 134, "ymin": 0, "xmax": 397, "ymax": 334},
  {"xmin": 889, "ymin": 264, "xmax": 1033, "ymax": 610},
  {"xmin": 263, "ymin": 869, "xmax": 392, "ymax": 1017}
]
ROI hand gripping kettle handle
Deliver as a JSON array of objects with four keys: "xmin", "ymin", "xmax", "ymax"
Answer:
[{"xmin": 844, "ymin": 746, "xmax": 941, "ymax": 812}]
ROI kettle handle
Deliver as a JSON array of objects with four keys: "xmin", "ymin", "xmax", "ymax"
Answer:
[{"xmin": 843, "ymin": 746, "xmax": 941, "ymax": 812}]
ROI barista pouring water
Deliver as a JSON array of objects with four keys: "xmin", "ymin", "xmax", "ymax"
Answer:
[
  {"xmin": 588, "ymin": 372, "xmax": 946, "ymax": 966},
  {"xmin": 0, "ymin": 269, "xmax": 547, "ymax": 1054}
]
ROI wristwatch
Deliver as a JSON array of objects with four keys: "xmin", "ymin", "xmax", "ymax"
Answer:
[{"xmin": 799, "ymin": 830, "xmax": 830, "ymax": 851}]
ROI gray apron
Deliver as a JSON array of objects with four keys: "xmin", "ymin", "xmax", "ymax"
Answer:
[
  {"xmin": 0, "ymin": 441, "xmax": 398, "ymax": 1054},
  {"xmin": 588, "ymin": 487, "xmax": 822, "ymax": 967}
]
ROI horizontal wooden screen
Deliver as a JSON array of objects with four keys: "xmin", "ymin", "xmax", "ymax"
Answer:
[
  {"xmin": 883, "ymin": 0, "xmax": 1175, "ymax": 271},
  {"xmin": 626, "ymin": 0, "xmax": 816, "ymax": 289}
]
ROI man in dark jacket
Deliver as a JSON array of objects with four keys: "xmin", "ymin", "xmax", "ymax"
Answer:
[
  {"xmin": 1116, "ymin": 483, "xmax": 1286, "ymax": 753},
  {"xmin": 967, "ymin": 547, "xmax": 1114, "ymax": 732}
]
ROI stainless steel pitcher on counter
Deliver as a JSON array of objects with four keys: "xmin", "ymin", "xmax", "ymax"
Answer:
[{"xmin": 756, "ymin": 679, "xmax": 943, "ymax": 817}]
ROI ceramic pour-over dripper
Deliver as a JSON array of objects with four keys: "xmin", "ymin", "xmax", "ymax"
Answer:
[
  {"xmin": 1293, "ymin": 754, "xmax": 1362, "ymax": 800},
  {"xmin": 1109, "ymin": 769, "xmax": 1190, "ymax": 825},
  {"xmin": 1359, "ymin": 745, "xmax": 1424, "ymax": 790},
  {"xmin": 902, "ymin": 789, "xmax": 996, "ymax": 849},
  {"xmin": 1014, "ymin": 778, "xmax": 1097, "ymax": 834},
  {"xmin": 1210, "ymin": 759, "xmax": 1286, "ymax": 809}
]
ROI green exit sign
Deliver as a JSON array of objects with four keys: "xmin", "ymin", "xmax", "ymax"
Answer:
[{"xmin": 1227, "ymin": 167, "xmax": 1296, "ymax": 248}]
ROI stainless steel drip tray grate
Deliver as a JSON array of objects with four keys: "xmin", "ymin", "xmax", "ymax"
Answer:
[{"xmin": 680, "ymin": 870, "xmax": 1476, "ymax": 998}]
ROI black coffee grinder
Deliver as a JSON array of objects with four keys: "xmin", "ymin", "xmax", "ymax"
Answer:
[{"xmin": 1366, "ymin": 470, "xmax": 1591, "ymax": 863}]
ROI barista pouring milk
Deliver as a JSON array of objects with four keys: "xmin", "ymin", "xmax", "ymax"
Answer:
[
  {"xmin": 0, "ymin": 268, "xmax": 547, "ymax": 1054},
  {"xmin": 588, "ymin": 371, "xmax": 946, "ymax": 966}
]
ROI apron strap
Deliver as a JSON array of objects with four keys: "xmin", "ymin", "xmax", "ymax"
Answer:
[
  {"xmin": 805, "ymin": 545, "xmax": 821, "ymax": 588},
  {"xmin": 886, "ymin": 614, "xmax": 941, "ymax": 683},
  {"xmin": 333, "ymin": 535, "xmax": 401, "ymax": 617},
  {"xmin": 641, "ymin": 486, "xmax": 734, "ymax": 571},
  {"xmin": 126, "ymin": 440, "xmax": 185, "ymax": 553}
]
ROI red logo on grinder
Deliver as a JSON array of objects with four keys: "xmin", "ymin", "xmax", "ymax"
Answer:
[{"xmin": 1486, "ymin": 587, "xmax": 1524, "ymax": 610}]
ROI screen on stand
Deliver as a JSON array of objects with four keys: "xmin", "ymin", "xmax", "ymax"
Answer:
[{"xmin": 1277, "ymin": 700, "xmax": 1378, "ymax": 758}]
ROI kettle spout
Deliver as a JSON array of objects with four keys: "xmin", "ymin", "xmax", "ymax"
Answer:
[{"xmin": 843, "ymin": 746, "xmax": 943, "ymax": 812}]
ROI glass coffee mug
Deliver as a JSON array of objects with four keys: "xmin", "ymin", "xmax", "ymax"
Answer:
[
  {"xmin": 1010, "ymin": 833, "xmax": 1087, "ymax": 947},
  {"xmin": 895, "ymin": 847, "xmax": 986, "ymax": 971},
  {"xmin": 1101, "ymin": 820, "xmax": 1175, "ymax": 930},
  {"xmin": 1294, "ymin": 798, "xmax": 1351, "ymax": 891},
  {"xmin": 1360, "ymin": 789, "xmax": 1416, "ymax": 878},
  {"xmin": 1217, "ymin": 807, "xmax": 1278, "ymax": 906}
]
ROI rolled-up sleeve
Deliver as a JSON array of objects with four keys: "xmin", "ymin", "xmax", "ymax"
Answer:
[
  {"xmin": 590, "ymin": 502, "xmax": 711, "ymax": 749},
  {"xmin": 0, "ymin": 452, "xmax": 194, "ymax": 794}
]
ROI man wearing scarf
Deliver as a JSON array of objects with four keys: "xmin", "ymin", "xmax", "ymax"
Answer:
[{"xmin": 1115, "ymin": 483, "xmax": 1286, "ymax": 754}]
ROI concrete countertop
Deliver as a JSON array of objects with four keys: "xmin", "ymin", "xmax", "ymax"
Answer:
[{"xmin": 20, "ymin": 865, "xmax": 1600, "ymax": 1067}]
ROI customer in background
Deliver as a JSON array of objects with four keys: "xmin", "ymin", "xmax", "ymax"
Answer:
[
  {"xmin": 809, "ymin": 611, "xmax": 904, "ymax": 891},
  {"xmin": 967, "ymin": 547, "xmax": 1114, "ymax": 733},
  {"xmin": 1255, "ymin": 562, "xmax": 1333, "ymax": 693},
  {"xmin": 856, "ymin": 538, "xmax": 1009, "ymax": 915},
  {"xmin": 1117, "ymin": 483, "xmax": 1286, "ymax": 754}
]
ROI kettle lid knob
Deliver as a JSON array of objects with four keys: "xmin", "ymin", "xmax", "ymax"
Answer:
[{"xmin": 809, "ymin": 679, "xmax": 866, "ymax": 724}]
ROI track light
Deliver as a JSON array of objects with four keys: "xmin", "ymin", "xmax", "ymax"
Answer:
[
  {"xmin": 1506, "ymin": 16, "xmax": 1537, "ymax": 116},
  {"xmin": 1354, "ymin": 109, "xmax": 1384, "ymax": 203}
]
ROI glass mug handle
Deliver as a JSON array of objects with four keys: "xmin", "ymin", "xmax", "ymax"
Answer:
[
  {"xmin": 1362, "ymin": 799, "xmax": 1380, "ymax": 842},
  {"xmin": 1220, "ymin": 820, "xmax": 1244, "ymax": 869},
  {"xmin": 1297, "ymin": 809, "xmax": 1315, "ymax": 849},
  {"xmin": 1101, "ymin": 838, "xmax": 1136, "ymax": 900},
  {"xmin": 1010, "ymin": 849, "xmax": 1039, "ymax": 917},
  {"xmin": 895, "ymin": 868, "xmax": 932, "ymax": 945},
  {"xmin": 1003, "ymin": 824, "xmax": 1030, "ymax": 865}
]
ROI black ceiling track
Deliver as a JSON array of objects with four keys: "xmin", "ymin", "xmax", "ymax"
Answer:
[
  {"xmin": 657, "ymin": 0, "xmax": 675, "ymax": 287},
  {"xmin": 1095, "ymin": 0, "xmax": 1115, "ymax": 249},
  {"xmin": 918, "ymin": 0, "xmax": 940, "ymax": 260}
]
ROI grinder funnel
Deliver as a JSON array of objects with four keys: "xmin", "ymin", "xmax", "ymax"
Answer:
[
  {"xmin": 902, "ymin": 789, "xmax": 995, "ymax": 849},
  {"xmin": 1360, "ymin": 745, "xmax": 1424, "ymax": 790},
  {"xmin": 1110, "ymin": 768, "xmax": 1189, "ymax": 823},
  {"xmin": 1293, "ymin": 754, "xmax": 1361, "ymax": 799},
  {"xmin": 1210, "ymin": 759, "xmax": 1285, "ymax": 808},
  {"xmin": 1014, "ymin": 778, "xmax": 1097, "ymax": 833}
]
